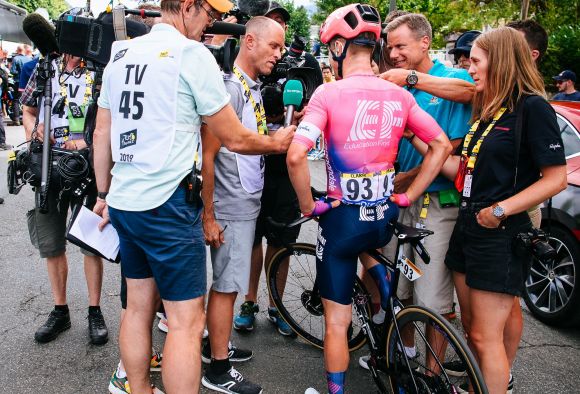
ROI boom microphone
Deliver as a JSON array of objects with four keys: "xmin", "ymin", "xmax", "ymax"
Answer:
[
  {"xmin": 205, "ymin": 21, "xmax": 246, "ymax": 36},
  {"xmin": 22, "ymin": 13, "xmax": 59, "ymax": 56},
  {"xmin": 237, "ymin": 0, "xmax": 271, "ymax": 17}
]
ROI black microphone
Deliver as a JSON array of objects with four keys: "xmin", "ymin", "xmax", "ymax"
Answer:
[
  {"xmin": 124, "ymin": 9, "xmax": 161, "ymax": 17},
  {"xmin": 205, "ymin": 21, "xmax": 246, "ymax": 36},
  {"xmin": 22, "ymin": 13, "xmax": 59, "ymax": 56},
  {"xmin": 237, "ymin": 0, "xmax": 271, "ymax": 17}
]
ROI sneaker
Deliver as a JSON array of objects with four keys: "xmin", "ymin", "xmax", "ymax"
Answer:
[
  {"xmin": 108, "ymin": 370, "xmax": 130, "ymax": 394},
  {"xmin": 158, "ymin": 313, "xmax": 168, "ymax": 333},
  {"xmin": 358, "ymin": 355, "xmax": 387, "ymax": 372},
  {"xmin": 202, "ymin": 367, "xmax": 263, "ymax": 394},
  {"xmin": 150, "ymin": 349, "xmax": 163, "ymax": 372},
  {"xmin": 267, "ymin": 307, "xmax": 296, "ymax": 337},
  {"xmin": 202, "ymin": 340, "xmax": 253, "ymax": 364},
  {"xmin": 233, "ymin": 301, "xmax": 259, "ymax": 331},
  {"xmin": 304, "ymin": 389, "xmax": 320, "ymax": 394},
  {"xmin": 507, "ymin": 373, "xmax": 514, "ymax": 394},
  {"xmin": 34, "ymin": 309, "xmax": 71, "ymax": 343},
  {"xmin": 88, "ymin": 309, "xmax": 109, "ymax": 345},
  {"xmin": 442, "ymin": 360, "xmax": 467, "ymax": 377},
  {"xmin": 0, "ymin": 143, "xmax": 13, "ymax": 150}
]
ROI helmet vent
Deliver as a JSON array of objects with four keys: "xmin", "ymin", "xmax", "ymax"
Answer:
[{"xmin": 344, "ymin": 11, "xmax": 359, "ymax": 30}]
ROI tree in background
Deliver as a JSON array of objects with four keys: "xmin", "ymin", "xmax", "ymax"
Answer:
[
  {"xmin": 7, "ymin": 0, "xmax": 68, "ymax": 19},
  {"xmin": 281, "ymin": 1, "xmax": 312, "ymax": 45}
]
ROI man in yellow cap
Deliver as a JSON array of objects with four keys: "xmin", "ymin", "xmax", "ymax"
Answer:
[{"xmin": 94, "ymin": 0, "xmax": 296, "ymax": 393}]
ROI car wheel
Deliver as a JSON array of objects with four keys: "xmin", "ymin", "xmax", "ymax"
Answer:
[{"xmin": 523, "ymin": 225, "xmax": 580, "ymax": 327}]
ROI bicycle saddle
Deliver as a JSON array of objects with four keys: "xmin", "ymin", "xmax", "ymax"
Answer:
[{"xmin": 394, "ymin": 222, "xmax": 434, "ymax": 242}]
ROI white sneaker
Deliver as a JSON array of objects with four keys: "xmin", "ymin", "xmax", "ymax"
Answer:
[
  {"xmin": 359, "ymin": 355, "xmax": 371, "ymax": 370},
  {"xmin": 157, "ymin": 316, "xmax": 168, "ymax": 333},
  {"xmin": 305, "ymin": 388, "xmax": 320, "ymax": 394}
]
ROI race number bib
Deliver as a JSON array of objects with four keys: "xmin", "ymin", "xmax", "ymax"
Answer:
[
  {"xmin": 397, "ymin": 255, "xmax": 423, "ymax": 282},
  {"xmin": 340, "ymin": 169, "xmax": 395, "ymax": 204}
]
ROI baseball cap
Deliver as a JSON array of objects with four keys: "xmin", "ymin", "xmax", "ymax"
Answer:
[
  {"xmin": 206, "ymin": 0, "xmax": 234, "ymax": 13},
  {"xmin": 265, "ymin": 1, "xmax": 291, "ymax": 22},
  {"xmin": 553, "ymin": 70, "xmax": 576, "ymax": 83},
  {"xmin": 449, "ymin": 30, "xmax": 481, "ymax": 55}
]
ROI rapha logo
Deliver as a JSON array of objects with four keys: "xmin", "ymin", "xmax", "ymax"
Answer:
[
  {"xmin": 347, "ymin": 100, "xmax": 403, "ymax": 142},
  {"xmin": 549, "ymin": 143, "xmax": 562, "ymax": 151},
  {"xmin": 113, "ymin": 49, "xmax": 128, "ymax": 63},
  {"xmin": 120, "ymin": 129, "xmax": 137, "ymax": 149}
]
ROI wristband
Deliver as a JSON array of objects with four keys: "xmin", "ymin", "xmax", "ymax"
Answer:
[
  {"xmin": 305, "ymin": 199, "xmax": 333, "ymax": 217},
  {"xmin": 391, "ymin": 193, "xmax": 411, "ymax": 207},
  {"xmin": 97, "ymin": 192, "xmax": 108, "ymax": 200}
]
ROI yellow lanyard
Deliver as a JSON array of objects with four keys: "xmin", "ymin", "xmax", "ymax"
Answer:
[
  {"xmin": 233, "ymin": 66, "xmax": 268, "ymax": 135},
  {"xmin": 461, "ymin": 107, "xmax": 507, "ymax": 170}
]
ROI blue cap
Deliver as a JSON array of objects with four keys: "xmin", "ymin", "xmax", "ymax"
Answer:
[
  {"xmin": 553, "ymin": 70, "xmax": 576, "ymax": 83},
  {"xmin": 449, "ymin": 30, "xmax": 481, "ymax": 55}
]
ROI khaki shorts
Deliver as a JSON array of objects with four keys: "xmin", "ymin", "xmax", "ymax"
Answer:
[
  {"xmin": 210, "ymin": 218, "xmax": 257, "ymax": 294},
  {"xmin": 383, "ymin": 192, "xmax": 457, "ymax": 314},
  {"xmin": 27, "ymin": 189, "xmax": 95, "ymax": 259}
]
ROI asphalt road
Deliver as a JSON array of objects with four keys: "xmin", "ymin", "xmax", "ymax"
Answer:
[{"xmin": 0, "ymin": 123, "xmax": 579, "ymax": 394}]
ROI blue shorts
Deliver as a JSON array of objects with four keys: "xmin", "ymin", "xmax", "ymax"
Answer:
[
  {"xmin": 316, "ymin": 201, "xmax": 398, "ymax": 305},
  {"xmin": 109, "ymin": 187, "xmax": 206, "ymax": 302}
]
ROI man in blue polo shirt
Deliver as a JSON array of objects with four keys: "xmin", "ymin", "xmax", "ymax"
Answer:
[{"xmin": 360, "ymin": 13, "xmax": 473, "ymax": 371}]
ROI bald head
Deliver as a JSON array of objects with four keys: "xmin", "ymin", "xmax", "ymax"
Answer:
[{"xmin": 237, "ymin": 16, "xmax": 285, "ymax": 79}]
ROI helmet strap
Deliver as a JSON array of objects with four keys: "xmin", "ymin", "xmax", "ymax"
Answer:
[{"xmin": 329, "ymin": 39, "xmax": 352, "ymax": 79}]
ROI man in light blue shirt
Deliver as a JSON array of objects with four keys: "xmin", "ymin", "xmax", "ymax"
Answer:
[{"xmin": 92, "ymin": 0, "xmax": 295, "ymax": 392}]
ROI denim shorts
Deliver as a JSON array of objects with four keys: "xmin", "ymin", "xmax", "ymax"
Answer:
[
  {"xmin": 109, "ymin": 187, "xmax": 206, "ymax": 301},
  {"xmin": 445, "ymin": 201, "xmax": 532, "ymax": 297}
]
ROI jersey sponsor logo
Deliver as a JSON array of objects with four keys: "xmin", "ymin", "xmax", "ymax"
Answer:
[
  {"xmin": 120, "ymin": 129, "xmax": 137, "ymax": 149},
  {"xmin": 549, "ymin": 143, "xmax": 562, "ymax": 151},
  {"xmin": 316, "ymin": 227, "xmax": 326, "ymax": 261},
  {"xmin": 347, "ymin": 100, "xmax": 403, "ymax": 146},
  {"xmin": 113, "ymin": 49, "xmax": 128, "ymax": 63},
  {"xmin": 359, "ymin": 203, "xmax": 389, "ymax": 221}
]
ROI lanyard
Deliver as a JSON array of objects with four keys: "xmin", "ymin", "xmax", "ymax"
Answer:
[
  {"xmin": 461, "ymin": 107, "xmax": 507, "ymax": 171},
  {"xmin": 58, "ymin": 61, "xmax": 93, "ymax": 108},
  {"xmin": 419, "ymin": 193, "xmax": 430, "ymax": 219},
  {"xmin": 233, "ymin": 66, "xmax": 268, "ymax": 135}
]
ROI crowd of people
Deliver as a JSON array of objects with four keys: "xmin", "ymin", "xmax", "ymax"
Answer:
[{"xmin": 3, "ymin": 0, "xmax": 575, "ymax": 393}]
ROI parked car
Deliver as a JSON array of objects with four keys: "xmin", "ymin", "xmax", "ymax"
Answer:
[{"xmin": 523, "ymin": 101, "xmax": 580, "ymax": 327}]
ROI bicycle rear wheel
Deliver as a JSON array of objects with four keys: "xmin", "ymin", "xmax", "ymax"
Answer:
[
  {"xmin": 385, "ymin": 306, "xmax": 487, "ymax": 394},
  {"xmin": 267, "ymin": 243, "xmax": 369, "ymax": 351}
]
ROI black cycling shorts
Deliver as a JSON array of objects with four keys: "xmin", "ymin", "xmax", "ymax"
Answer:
[{"xmin": 254, "ymin": 173, "xmax": 301, "ymax": 247}]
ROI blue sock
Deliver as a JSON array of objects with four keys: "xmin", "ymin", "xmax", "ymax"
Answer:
[
  {"xmin": 368, "ymin": 264, "xmax": 391, "ymax": 310},
  {"xmin": 326, "ymin": 371, "xmax": 345, "ymax": 394}
]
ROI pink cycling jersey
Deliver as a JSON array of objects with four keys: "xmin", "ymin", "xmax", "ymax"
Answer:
[{"xmin": 294, "ymin": 74, "xmax": 443, "ymax": 205}]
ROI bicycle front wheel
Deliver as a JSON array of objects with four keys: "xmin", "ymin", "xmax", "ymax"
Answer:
[
  {"xmin": 267, "ymin": 243, "xmax": 369, "ymax": 351},
  {"xmin": 385, "ymin": 306, "xmax": 487, "ymax": 394}
]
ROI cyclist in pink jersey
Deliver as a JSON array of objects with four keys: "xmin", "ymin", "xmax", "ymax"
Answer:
[{"xmin": 286, "ymin": 4, "xmax": 452, "ymax": 393}]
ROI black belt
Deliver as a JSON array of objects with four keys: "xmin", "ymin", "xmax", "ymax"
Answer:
[{"xmin": 459, "ymin": 200, "xmax": 493, "ymax": 212}]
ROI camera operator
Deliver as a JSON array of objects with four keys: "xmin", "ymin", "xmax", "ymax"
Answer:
[
  {"xmin": 92, "ymin": 0, "xmax": 295, "ymax": 392},
  {"xmin": 20, "ymin": 53, "xmax": 108, "ymax": 345},
  {"xmin": 201, "ymin": 16, "xmax": 285, "ymax": 394},
  {"xmin": 234, "ymin": 1, "xmax": 324, "ymax": 336}
]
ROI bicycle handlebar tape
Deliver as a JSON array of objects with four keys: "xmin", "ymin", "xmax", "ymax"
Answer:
[{"xmin": 283, "ymin": 79, "xmax": 304, "ymax": 127}]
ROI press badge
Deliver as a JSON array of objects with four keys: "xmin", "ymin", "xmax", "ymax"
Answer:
[{"xmin": 462, "ymin": 174, "xmax": 473, "ymax": 198}]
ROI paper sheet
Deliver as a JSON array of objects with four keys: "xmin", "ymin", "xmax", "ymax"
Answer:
[{"xmin": 68, "ymin": 206, "xmax": 119, "ymax": 261}]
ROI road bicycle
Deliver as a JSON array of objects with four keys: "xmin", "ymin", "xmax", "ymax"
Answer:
[{"xmin": 266, "ymin": 202, "xmax": 487, "ymax": 393}]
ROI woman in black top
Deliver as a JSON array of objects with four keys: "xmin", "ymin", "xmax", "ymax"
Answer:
[{"xmin": 408, "ymin": 27, "xmax": 567, "ymax": 393}]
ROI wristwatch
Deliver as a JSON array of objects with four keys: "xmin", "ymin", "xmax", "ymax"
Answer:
[
  {"xmin": 97, "ymin": 192, "xmax": 108, "ymax": 200},
  {"xmin": 491, "ymin": 203, "xmax": 507, "ymax": 221},
  {"xmin": 406, "ymin": 70, "xmax": 418, "ymax": 87}
]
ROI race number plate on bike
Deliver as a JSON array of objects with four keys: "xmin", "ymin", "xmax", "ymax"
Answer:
[
  {"xmin": 340, "ymin": 169, "xmax": 394, "ymax": 204},
  {"xmin": 397, "ymin": 256, "xmax": 423, "ymax": 282}
]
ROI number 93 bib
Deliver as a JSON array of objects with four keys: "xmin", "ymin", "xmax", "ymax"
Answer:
[
  {"xmin": 340, "ymin": 168, "xmax": 395, "ymax": 205},
  {"xmin": 108, "ymin": 39, "xmax": 188, "ymax": 173}
]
